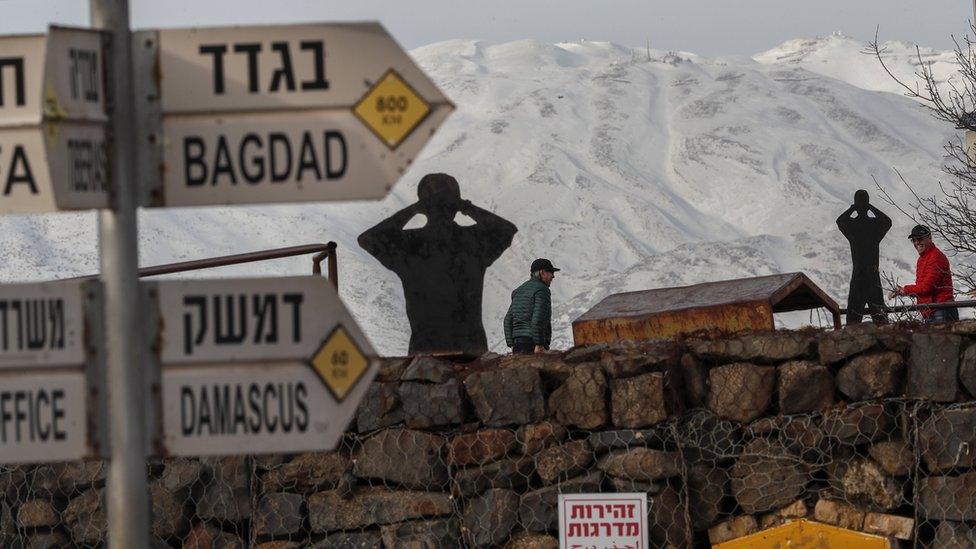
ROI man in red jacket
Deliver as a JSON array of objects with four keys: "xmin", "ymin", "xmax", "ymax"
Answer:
[{"xmin": 889, "ymin": 225, "xmax": 957, "ymax": 322}]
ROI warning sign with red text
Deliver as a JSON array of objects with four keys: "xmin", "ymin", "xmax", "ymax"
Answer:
[{"xmin": 558, "ymin": 493, "xmax": 648, "ymax": 549}]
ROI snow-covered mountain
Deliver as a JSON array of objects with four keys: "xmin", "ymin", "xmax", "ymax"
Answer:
[{"xmin": 0, "ymin": 35, "xmax": 961, "ymax": 354}]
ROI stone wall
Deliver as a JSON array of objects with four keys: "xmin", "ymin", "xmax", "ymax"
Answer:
[{"xmin": 6, "ymin": 321, "xmax": 976, "ymax": 547}]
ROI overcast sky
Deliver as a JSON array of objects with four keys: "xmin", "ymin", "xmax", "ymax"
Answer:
[{"xmin": 1, "ymin": 0, "xmax": 972, "ymax": 55}]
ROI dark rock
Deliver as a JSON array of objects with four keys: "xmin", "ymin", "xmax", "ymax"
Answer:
[
  {"xmin": 836, "ymin": 352, "xmax": 904, "ymax": 400},
  {"xmin": 517, "ymin": 422, "xmax": 567, "ymax": 455},
  {"xmin": 504, "ymin": 531, "xmax": 559, "ymax": 548},
  {"xmin": 379, "ymin": 518, "xmax": 460, "ymax": 549},
  {"xmin": 401, "ymin": 355, "xmax": 455, "ymax": 382},
  {"xmin": 448, "ymin": 429, "xmax": 517, "ymax": 466},
  {"xmin": 150, "ymin": 484, "xmax": 190, "ymax": 539},
  {"xmin": 534, "ymin": 440, "xmax": 592, "ymax": 484},
  {"xmin": 183, "ymin": 523, "xmax": 246, "ymax": 549},
  {"xmin": 650, "ymin": 485, "xmax": 690, "ymax": 548},
  {"xmin": 519, "ymin": 472, "xmax": 603, "ymax": 532},
  {"xmin": 0, "ymin": 501, "xmax": 11, "ymax": 534},
  {"xmin": 26, "ymin": 531, "xmax": 70, "ymax": 549},
  {"xmin": 868, "ymin": 440, "xmax": 913, "ymax": 477},
  {"xmin": 64, "ymin": 489, "xmax": 106, "ymax": 545},
  {"xmin": 196, "ymin": 481, "xmax": 251, "ymax": 523},
  {"xmin": 818, "ymin": 328, "xmax": 878, "ymax": 363},
  {"xmin": 600, "ymin": 344, "xmax": 678, "ymax": 378},
  {"xmin": 308, "ymin": 488, "xmax": 453, "ymax": 532},
  {"xmin": 608, "ymin": 476, "xmax": 664, "ymax": 494},
  {"xmin": 16, "ymin": 500, "xmax": 58, "ymax": 528},
  {"xmin": 907, "ymin": 333, "xmax": 962, "ymax": 402},
  {"xmin": 399, "ymin": 379, "xmax": 465, "ymax": 428},
  {"xmin": 691, "ymin": 332, "xmax": 814, "ymax": 362},
  {"xmin": 453, "ymin": 457, "xmax": 534, "ymax": 498},
  {"xmin": 564, "ymin": 343, "xmax": 609, "ymax": 363},
  {"xmin": 707, "ymin": 362, "xmax": 775, "ymax": 423},
  {"xmin": 959, "ymin": 343, "xmax": 976, "ymax": 397},
  {"xmin": 29, "ymin": 461, "xmax": 105, "ymax": 497},
  {"xmin": 548, "ymin": 364, "xmax": 608, "ymax": 429},
  {"xmin": 610, "ymin": 372, "xmax": 668, "ymax": 428},
  {"xmin": 932, "ymin": 521, "xmax": 976, "ymax": 548},
  {"xmin": 676, "ymin": 412, "xmax": 742, "ymax": 462},
  {"xmin": 375, "ymin": 357, "xmax": 410, "ymax": 382},
  {"xmin": 355, "ymin": 382, "xmax": 403, "ymax": 432},
  {"xmin": 261, "ymin": 452, "xmax": 351, "ymax": 493},
  {"xmin": 254, "ymin": 492, "xmax": 305, "ymax": 537},
  {"xmin": 730, "ymin": 438, "xmax": 807, "ymax": 514},
  {"xmin": 680, "ymin": 353, "xmax": 708, "ymax": 407},
  {"xmin": 597, "ymin": 448, "xmax": 681, "ymax": 481},
  {"xmin": 202, "ymin": 456, "xmax": 249, "ymax": 489},
  {"xmin": 587, "ymin": 429, "xmax": 664, "ymax": 453},
  {"xmin": 463, "ymin": 489, "xmax": 520, "ymax": 547},
  {"xmin": 777, "ymin": 360, "xmax": 833, "ymax": 414},
  {"xmin": 309, "ymin": 531, "xmax": 382, "ymax": 549},
  {"xmin": 839, "ymin": 458, "xmax": 903, "ymax": 511},
  {"xmin": 352, "ymin": 428, "xmax": 448, "ymax": 489},
  {"xmin": 688, "ymin": 462, "xmax": 728, "ymax": 530},
  {"xmin": 918, "ymin": 407, "xmax": 976, "ymax": 473},
  {"xmin": 822, "ymin": 404, "xmax": 895, "ymax": 445},
  {"xmin": 156, "ymin": 458, "xmax": 203, "ymax": 494},
  {"xmin": 918, "ymin": 470, "xmax": 976, "ymax": 520},
  {"xmin": 0, "ymin": 467, "xmax": 26, "ymax": 500},
  {"xmin": 464, "ymin": 368, "xmax": 546, "ymax": 426}
]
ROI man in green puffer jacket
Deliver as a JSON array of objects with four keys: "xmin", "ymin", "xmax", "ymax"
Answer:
[{"xmin": 504, "ymin": 258, "xmax": 559, "ymax": 354}]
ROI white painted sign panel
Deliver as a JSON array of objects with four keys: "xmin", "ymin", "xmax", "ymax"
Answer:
[
  {"xmin": 0, "ymin": 26, "xmax": 109, "ymax": 212},
  {"xmin": 155, "ymin": 275, "xmax": 378, "ymax": 456},
  {"xmin": 162, "ymin": 361, "xmax": 368, "ymax": 456},
  {"xmin": 0, "ymin": 369, "xmax": 89, "ymax": 464},
  {"xmin": 558, "ymin": 493, "xmax": 649, "ymax": 549},
  {"xmin": 144, "ymin": 22, "xmax": 454, "ymax": 206},
  {"xmin": 154, "ymin": 275, "xmax": 370, "ymax": 364},
  {"xmin": 0, "ymin": 280, "xmax": 85, "ymax": 369}
]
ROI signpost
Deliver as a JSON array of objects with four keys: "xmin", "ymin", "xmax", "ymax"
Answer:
[
  {"xmin": 0, "ymin": 10, "xmax": 449, "ymax": 545},
  {"xmin": 152, "ymin": 276, "xmax": 377, "ymax": 455},
  {"xmin": 135, "ymin": 23, "xmax": 454, "ymax": 207},
  {"xmin": 0, "ymin": 280, "xmax": 98, "ymax": 465},
  {"xmin": 0, "ymin": 27, "xmax": 110, "ymax": 212}
]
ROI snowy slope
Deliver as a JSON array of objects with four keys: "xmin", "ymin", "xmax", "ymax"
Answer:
[{"xmin": 0, "ymin": 36, "xmax": 958, "ymax": 354}]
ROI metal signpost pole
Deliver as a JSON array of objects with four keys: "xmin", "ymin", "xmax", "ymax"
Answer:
[{"xmin": 89, "ymin": 0, "xmax": 150, "ymax": 546}]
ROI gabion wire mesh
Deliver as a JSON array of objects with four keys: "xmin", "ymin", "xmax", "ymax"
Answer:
[{"xmin": 5, "ymin": 326, "xmax": 976, "ymax": 547}]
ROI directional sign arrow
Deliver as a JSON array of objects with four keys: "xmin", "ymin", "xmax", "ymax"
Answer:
[
  {"xmin": 0, "ymin": 26, "xmax": 110, "ymax": 212},
  {"xmin": 0, "ymin": 280, "xmax": 99, "ymax": 465},
  {"xmin": 136, "ymin": 22, "xmax": 454, "ymax": 207},
  {"xmin": 152, "ymin": 276, "xmax": 379, "ymax": 456}
]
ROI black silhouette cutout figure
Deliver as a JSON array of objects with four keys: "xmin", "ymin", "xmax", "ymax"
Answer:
[
  {"xmin": 837, "ymin": 189, "xmax": 891, "ymax": 324},
  {"xmin": 358, "ymin": 173, "xmax": 518, "ymax": 355}
]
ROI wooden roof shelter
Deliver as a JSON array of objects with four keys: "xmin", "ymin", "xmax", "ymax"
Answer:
[{"xmin": 572, "ymin": 272, "xmax": 841, "ymax": 345}]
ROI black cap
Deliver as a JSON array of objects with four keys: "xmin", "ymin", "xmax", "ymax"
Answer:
[
  {"xmin": 908, "ymin": 225, "xmax": 931, "ymax": 240},
  {"xmin": 530, "ymin": 258, "xmax": 560, "ymax": 273}
]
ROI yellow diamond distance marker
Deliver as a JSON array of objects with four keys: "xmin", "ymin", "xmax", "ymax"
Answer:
[
  {"xmin": 353, "ymin": 69, "xmax": 432, "ymax": 150},
  {"xmin": 712, "ymin": 519, "xmax": 891, "ymax": 549},
  {"xmin": 309, "ymin": 325, "xmax": 370, "ymax": 403}
]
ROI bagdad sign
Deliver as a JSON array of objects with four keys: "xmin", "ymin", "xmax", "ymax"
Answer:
[
  {"xmin": 0, "ymin": 280, "xmax": 96, "ymax": 464},
  {"xmin": 0, "ymin": 26, "xmax": 109, "ymax": 212},
  {"xmin": 152, "ymin": 276, "xmax": 378, "ymax": 456},
  {"xmin": 136, "ymin": 22, "xmax": 454, "ymax": 207}
]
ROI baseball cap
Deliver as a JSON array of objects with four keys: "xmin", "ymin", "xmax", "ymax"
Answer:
[
  {"xmin": 908, "ymin": 225, "xmax": 931, "ymax": 240},
  {"xmin": 530, "ymin": 258, "xmax": 560, "ymax": 273}
]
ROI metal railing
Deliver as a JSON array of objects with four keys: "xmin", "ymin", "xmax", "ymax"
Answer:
[{"xmin": 66, "ymin": 242, "xmax": 339, "ymax": 289}]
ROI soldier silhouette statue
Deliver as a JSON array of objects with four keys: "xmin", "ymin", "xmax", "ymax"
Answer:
[
  {"xmin": 837, "ymin": 189, "xmax": 891, "ymax": 324},
  {"xmin": 358, "ymin": 173, "xmax": 518, "ymax": 355}
]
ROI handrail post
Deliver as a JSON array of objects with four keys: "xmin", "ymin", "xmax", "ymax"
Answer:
[{"xmin": 327, "ymin": 241, "xmax": 338, "ymax": 290}]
